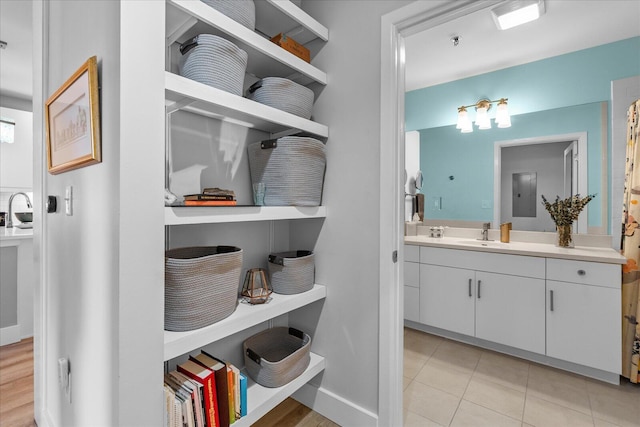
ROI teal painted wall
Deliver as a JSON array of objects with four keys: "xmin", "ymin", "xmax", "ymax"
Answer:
[
  {"xmin": 407, "ymin": 36, "xmax": 640, "ymax": 232},
  {"xmin": 420, "ymin": 102, "xmax": 604, "ymax": 226}
]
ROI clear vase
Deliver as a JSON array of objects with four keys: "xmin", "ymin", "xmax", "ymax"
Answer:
[{"xmin": 556, "ymin": 224, "xmax": 574, "ymax": 248}]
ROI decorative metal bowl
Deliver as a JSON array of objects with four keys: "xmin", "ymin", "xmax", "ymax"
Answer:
[{"xmin": 14, "ymin": 212, "xmax": 32, "ymax": 223}]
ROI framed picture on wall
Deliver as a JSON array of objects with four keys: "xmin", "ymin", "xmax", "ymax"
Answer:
[{"xmin": 45, "ymin": 55, "xmax": 101, "ymax": 174}]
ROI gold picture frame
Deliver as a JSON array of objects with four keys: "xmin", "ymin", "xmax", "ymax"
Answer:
[{"xmin": 45, "ymin": 56, "xmax": 101, "ymax": 174}]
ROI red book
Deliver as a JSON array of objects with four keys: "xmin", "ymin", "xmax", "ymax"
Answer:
[
  {"xmin": 177, "ymin": 359, "xmax": 220, "ymax": 427},
  {"xmin": 191, "ymin": 353, "xmax": 231, "ymax": 427}
]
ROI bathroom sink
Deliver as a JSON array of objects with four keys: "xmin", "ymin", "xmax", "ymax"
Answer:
[{"xmin": 456, "ymin": 239, "xmax": 508, "ymax": 248}]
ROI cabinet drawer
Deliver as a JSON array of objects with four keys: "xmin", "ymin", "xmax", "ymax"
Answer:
[
  {"xmin": 405, "ymin": 244, "xmax": 419, "ymax": 262},
  {"xmin": 404, "ymin": 286, "xmax": 419, "ymax": 322},
  {"xmin": 546, "ymin": 258, "xmax": 620, "ymax": 288},
  {"xmin": 404, "ymin": 261, "xmax": 419, "ymax": 288},
  {"xmin": 420, "ymin": 246, "xmax": 545, "ymax": 279}
]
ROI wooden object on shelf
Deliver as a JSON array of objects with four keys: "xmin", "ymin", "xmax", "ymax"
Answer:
[{"xmin": 270, "ymin": 33, "xmax": 310, "ymax": 63}]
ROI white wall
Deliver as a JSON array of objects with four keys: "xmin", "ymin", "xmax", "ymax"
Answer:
[
  {"xmin": 500, "ymin": 142, "xmax": 571, "ymax": 232},
  {"xmin": 0, "ymin": 106, "xmax": 33, "ymax": 191},
  {"xmin": 289, "ymin": 1, "xmax": 412, "ymax": 423},
  {"xmin": 42, "ymin": 1, "xmax": 122, "ymax": 425}
]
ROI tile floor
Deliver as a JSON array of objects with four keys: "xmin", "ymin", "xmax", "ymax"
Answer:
[{"xmin": 403, "ymin": 327, "xmax": 640, "ymax": 427}]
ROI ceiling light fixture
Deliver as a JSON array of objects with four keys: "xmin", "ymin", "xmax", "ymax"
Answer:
[
  {"xmin": 456, "ymin": 98, "xmax": 511, "ymax": 133},
  {"xmin": 491, "ymin": 0, "xmax": 545, "ymax": 30}
]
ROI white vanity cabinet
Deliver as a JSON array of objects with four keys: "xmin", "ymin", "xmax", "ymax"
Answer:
[
  {"xmin": 546, "ymin": 258, "xmax": 621, "ymax": 374},
  {"xmin": 419, "ymin": 246, "xmax": 546, "ymax": 354},
  {"xmin": 404, "ymin": 244, "xmax": 420, "ymax": 322}
]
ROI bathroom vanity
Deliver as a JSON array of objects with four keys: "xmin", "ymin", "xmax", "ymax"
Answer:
[{"xmin": 404, "ymin": 231, "xmax": 626, "ymax": 384}]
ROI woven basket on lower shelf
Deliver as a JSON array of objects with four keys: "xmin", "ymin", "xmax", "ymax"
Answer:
[
  {"xmin": 165, "ymin": 246, "xmax": 242, "ymax": 332},
  {"xmin": 268, "ymin": 250, "xmax": 315, "ymax": 294},
  {"xmin": 243, "ymin": 327, "xmax": 311, "ymax": 388}
]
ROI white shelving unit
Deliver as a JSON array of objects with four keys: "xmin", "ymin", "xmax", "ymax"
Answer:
[
  {"xmin": 165, "ymin": 205, "xmax": 327, "ymax": 225},
  {"xmin": 166, "ymin": 0, "xmax": 327, "ymax": 85},
  {"xmin": 164, "ymin": 284, "xmax": 326, "ymax": 360},
  {"xmin": 162, "ymin": 1, "xmax": 330, "ymax": 423},
  {"xmin": 165, "ymin": 72, "xmax": 328, "ymax": 138}
]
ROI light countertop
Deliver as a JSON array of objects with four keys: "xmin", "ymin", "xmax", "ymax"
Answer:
[
  {"xmin": 0, "ymin": 226, "xmax": 33, "ymax": 241},
  {"xmin": 404, "ymin": 235, "xmax": 626, "ymax": 264}
]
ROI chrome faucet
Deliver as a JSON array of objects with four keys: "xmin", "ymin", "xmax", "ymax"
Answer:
[
  {"xmin": 7, "ymin": 192, "xmax": 32, "ymax": 228},
  {"xmin": 481, "ymin": 222, "xmax": 491, "ymax": 241}
]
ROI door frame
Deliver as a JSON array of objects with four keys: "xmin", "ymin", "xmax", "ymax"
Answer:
[
  {"xmin": 379, "ymin": 1, "xmax": 501, "ymax": 425},
  {"xmin": 492, "ymin": 132, "xmax": 588, "ymax": 234}
]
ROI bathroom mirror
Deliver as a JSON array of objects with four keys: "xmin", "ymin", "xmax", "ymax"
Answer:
[{"xmin": 406, "ymin": 34, "xmax": 639, "ymax": 234}]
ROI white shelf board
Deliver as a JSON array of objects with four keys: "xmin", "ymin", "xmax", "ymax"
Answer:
[
  {"xmin": 234, "ymin": 352, "xmax": 325, "ymax": 426},
  {"xmin": 166, "ymin": 0, "xmax": 327, "ymax": 85},
  {"xmin": 165, "ymin": 72, "xmax": 328, "ymax": 138},
  {"xmin": 165, "ymin": 205, "xmax": 327, "ymax": 226},
  {"xmin": 260, "ymin": 0, "xmax": 328, "ymax": 42},
  {"xmin": 164, "ymin": 284, "xmax": 327, "ymax": 361}
]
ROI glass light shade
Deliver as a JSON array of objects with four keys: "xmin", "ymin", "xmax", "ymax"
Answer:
[
  {"xmin": 495, "ymin": 101, "xmax": 511, "ymax": 128},
  {"xmin": 457, "ymin": 108, "xmax": 473, "ymax": 132},
  {"xmin": 475, "ymin": 107, "xmax": 492, "ymax": 129}
]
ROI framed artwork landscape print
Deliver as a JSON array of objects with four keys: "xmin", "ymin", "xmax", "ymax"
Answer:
[{"xmin": 45, "ymin": 55, "xmax": 101, "ymax": 174}]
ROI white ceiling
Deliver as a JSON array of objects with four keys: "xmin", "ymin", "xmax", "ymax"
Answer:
[
  {"xmin": 405, "ymin": 0, "xmax": 640, "ymax": 92},
  {"xmin": 0, "ymin": 0, "xmax": 33, "ymax": 101}
]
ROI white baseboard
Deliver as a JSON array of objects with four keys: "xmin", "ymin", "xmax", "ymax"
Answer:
[
  {"xmin": 293, "ymin": 383, "xmax": 378, "ymax": 426},
  {"xmin": 0, "ymin": 325, "xmax": 20, "ymax": 346}
]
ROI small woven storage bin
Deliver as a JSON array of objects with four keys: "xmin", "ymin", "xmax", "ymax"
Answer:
[
  {"xmin": 244, "ymin": 327, "xmax": 311, "ymax": 388},
  {"xmin": 247, "ymin": 77, "xmax": 315, "ymax": 119},
  {"xmin": 247, "ymin": 137, "xmax": 326, "ymax": 206},
  {"xmin": 201, "ymin": 0, "xmax": 256, "ymax": 30},
  {"xmin": 268, "ymin": 250, "xmax": 314, "ymax": 294},
  {"xmin": 178, "ymin": 34, "xmax": 248, "ymax": 96},
  {"xmin": 165, "ymin": 246, "xmax": 242, "ymax": 332}
]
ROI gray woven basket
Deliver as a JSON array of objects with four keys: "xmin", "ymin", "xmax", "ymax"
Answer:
[
  {"xmin": 178, "ymin": 34, "xmax": 248, "ymax": 96},
  {"xmin": 165, "ymin": 246, "xmax": 242, "ymax": 332},
  {"xmin": 247, "ymin": 77, "xmax": 315, "ymax": 119},
  {"xmin": 247, "ymin": 137, "xmax": 326, "ymax": 206},
  {"xmin": 243, "ymin": 327, "xmax": 311, "ymax": 388},
  {"xmin": 201, "ymin": 0, "xmax": 256, "ymax": 30},
  {"xmin": 268, "ymin": 250, "xmax": 314, "ymax": 295}
]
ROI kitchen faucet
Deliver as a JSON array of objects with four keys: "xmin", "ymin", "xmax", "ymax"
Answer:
[
  {"xmin": 481, "ymin": 222, "xmax": 491, "ymax": 241},
  {"xmin": 6, "ymin": 192, "xmax": 32, "ymax": 229}
]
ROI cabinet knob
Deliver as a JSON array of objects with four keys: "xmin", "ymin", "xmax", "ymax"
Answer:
[{"xmin": 577, "ymin": 269, "xmax": 586, "ymax": 276}]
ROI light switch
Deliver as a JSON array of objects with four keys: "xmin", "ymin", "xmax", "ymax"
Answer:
[{"xmin": 65, "ymin": 186, "xmax": 73, "ymax": 216}]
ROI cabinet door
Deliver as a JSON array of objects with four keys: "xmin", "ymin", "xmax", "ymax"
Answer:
[
  {"xmin": 475, "ymin": 272, "xmax": 546, "ymax": 354},
  {"xmin": 420, "ymin": 264, "xmax": 475, "ymax": 336},
  {"xmin": 546, "ymin": 280, "xmax": 620, "ymax": 373},
  {"xmin": 404, "ymin": 286, "xmax": 420, "ymax": 322}
]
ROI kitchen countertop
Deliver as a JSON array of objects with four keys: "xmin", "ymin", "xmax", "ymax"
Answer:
[
  {"xmin": 404, "ymin": 235, "xmax": 627, "ymax": 264},
  {"xmin": 0, "ymin": 226, "xmax": 34, "ymax": 241}
]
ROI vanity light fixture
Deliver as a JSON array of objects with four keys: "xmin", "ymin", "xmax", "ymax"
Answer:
[
  {"xmin": 0, "ymin": 118, "xmax": 15, "ymax": 144},
  {"xmin": 456, "ymin": 98, "xmax": 511, "ymax": 133},
  {"xmin": 491, "ymin": 0, "xmax": 545, "ymax": 30}
]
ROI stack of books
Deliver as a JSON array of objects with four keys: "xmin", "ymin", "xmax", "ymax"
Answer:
[
  {"xmin": 184, "ymin": 188, "xmax": 237, "ymax": 207},
  {"xmin": 164, "ymin": 351, "xmax": 247, "ymax": 427}
]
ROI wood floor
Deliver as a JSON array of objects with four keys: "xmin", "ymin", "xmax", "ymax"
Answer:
[
  {"xmin": 0, "ymin": 338, "xmax": 336, "ymax": 427},
  {"xmin": 0, "ymin": 337, "xmax": 35, "ymax": 427}
]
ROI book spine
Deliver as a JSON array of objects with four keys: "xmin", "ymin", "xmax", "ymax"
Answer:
[
  {"xmin": 227, "ymin": 368, "xmax": 235, "ymax": 424},
  {"xmin": 239, "ymin": 373, "xmax": 247, "ymax": 418}
]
